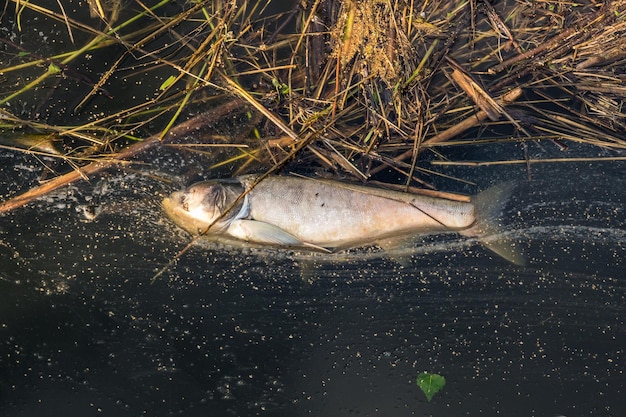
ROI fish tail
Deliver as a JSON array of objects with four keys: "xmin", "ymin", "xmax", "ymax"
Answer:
[{"xmin": 461, "ymin": 182, "xmax": 526, "ymax": 266}]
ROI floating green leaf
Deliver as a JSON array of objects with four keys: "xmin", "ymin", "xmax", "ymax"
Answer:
[{"xmin": 416, "ymin": 372, "xmax": 445, "ymax": 402}]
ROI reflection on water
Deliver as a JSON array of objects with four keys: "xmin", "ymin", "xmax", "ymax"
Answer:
[{"xmin": 1, "ymin": 156, "xmax": 624, "ymax": 416}]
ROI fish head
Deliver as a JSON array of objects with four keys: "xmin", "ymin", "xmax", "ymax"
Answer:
[{"xmin": 162, "ymin": 180, "xmax": 246, "ymax": 235}]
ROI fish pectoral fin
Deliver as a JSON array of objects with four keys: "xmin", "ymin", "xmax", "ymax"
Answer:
[
  {"xmin": 227, "ymin": 220, "xmax": 301, "ymax": 244},
  {"xmin": 226, "ymin": 220, "xmax": 331, "ymax": 252}
]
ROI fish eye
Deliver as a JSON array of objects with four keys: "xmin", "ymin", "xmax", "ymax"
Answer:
[{"xmin": 180, "ymin": 194, "xmax": 189, "ymax": 211}]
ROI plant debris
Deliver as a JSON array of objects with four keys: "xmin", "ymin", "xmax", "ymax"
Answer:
[{"xmin": 1, "ymin": 0, "xmax": 625, "ymax": 211}]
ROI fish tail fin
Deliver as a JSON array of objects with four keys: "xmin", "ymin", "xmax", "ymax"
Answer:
[{"xmin": 461, "ymin": 182, "xmax": 526, "ymax": 266}]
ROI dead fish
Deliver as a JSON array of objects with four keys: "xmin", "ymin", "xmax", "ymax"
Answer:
[{"xmin": 162, "ymin": 174, "xmax": 525, "ymax": 265}]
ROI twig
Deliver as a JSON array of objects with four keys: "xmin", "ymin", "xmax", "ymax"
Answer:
[
  {"xmin": 425, "ymin": 87, "xmax": 523, "ymax": 144},
  {"xmin": 431, "ymin": 156, "xmax": 626, "ymax": 166},
  {"xmin": 448, "ymin": 58, "xmax": 504, "ymax": 121}
]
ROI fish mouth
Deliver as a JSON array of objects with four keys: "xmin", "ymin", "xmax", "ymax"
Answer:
[
  {"xmin": 162, "ymin": 192, "xmax": 193, "ymax": 231},
  {"xmin": 161, "ymin": 195, "xmax": 178, "ymax": 216},
  {"xmin": 162, "ymin": 190, "xmax": 228, "ymax": 235}
]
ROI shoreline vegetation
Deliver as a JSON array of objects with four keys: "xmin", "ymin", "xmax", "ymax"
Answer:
[{"xmin": 1, "ymin": 0, "xmax": 625, "ymax": 213}]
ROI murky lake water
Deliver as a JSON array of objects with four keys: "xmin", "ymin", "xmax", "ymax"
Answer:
[
  {"xmin": 1, "ymin": 149, "xmax": 624, "ymax": 416},
  {"xmin": 1, "ymin": 1, "xmax": 625, "ymax": 416}
]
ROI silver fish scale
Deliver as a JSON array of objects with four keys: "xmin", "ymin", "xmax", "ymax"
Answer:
[{"xmin": 244, "ymin": 176, "xmax": 475, "ymax": 247}]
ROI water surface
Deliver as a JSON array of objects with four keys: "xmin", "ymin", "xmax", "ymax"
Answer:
[{"xmin": 1, "ymin": 153, "xmax": 624, "ymax": 417}]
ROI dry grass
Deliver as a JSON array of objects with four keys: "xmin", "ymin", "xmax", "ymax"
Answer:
[{"xmin": 1, "ymin": 0, "xmax": 625, "ymax": 211}]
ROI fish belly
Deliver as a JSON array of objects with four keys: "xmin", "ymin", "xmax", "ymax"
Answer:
[{"xmin": 246, "ymin": 177, "xmax": 475, "ymax": 247}]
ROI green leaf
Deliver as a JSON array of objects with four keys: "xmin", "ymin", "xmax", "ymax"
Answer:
[
  {"xmin": 159, "ymin": 75, "xmax": 177, "ymax": 91},
  {"xmin": 271, "ymin": 78, "xmax": 289, "ymax": 95},
  {"xmin": 416, "ymin": 372, "xmax": 445, "ymax": 402},
  {"xmin": 47, "ymin": 63, "xmax": 62, "ymax": 74}
]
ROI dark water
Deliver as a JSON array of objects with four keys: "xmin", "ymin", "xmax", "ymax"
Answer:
[
  {"xmin": 1, "ymin": 147, "xmax": 625, "ymax": 417},
  {"xmin": 2, "ymin": 2, "xmax": 625, "ymax": 416}
]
